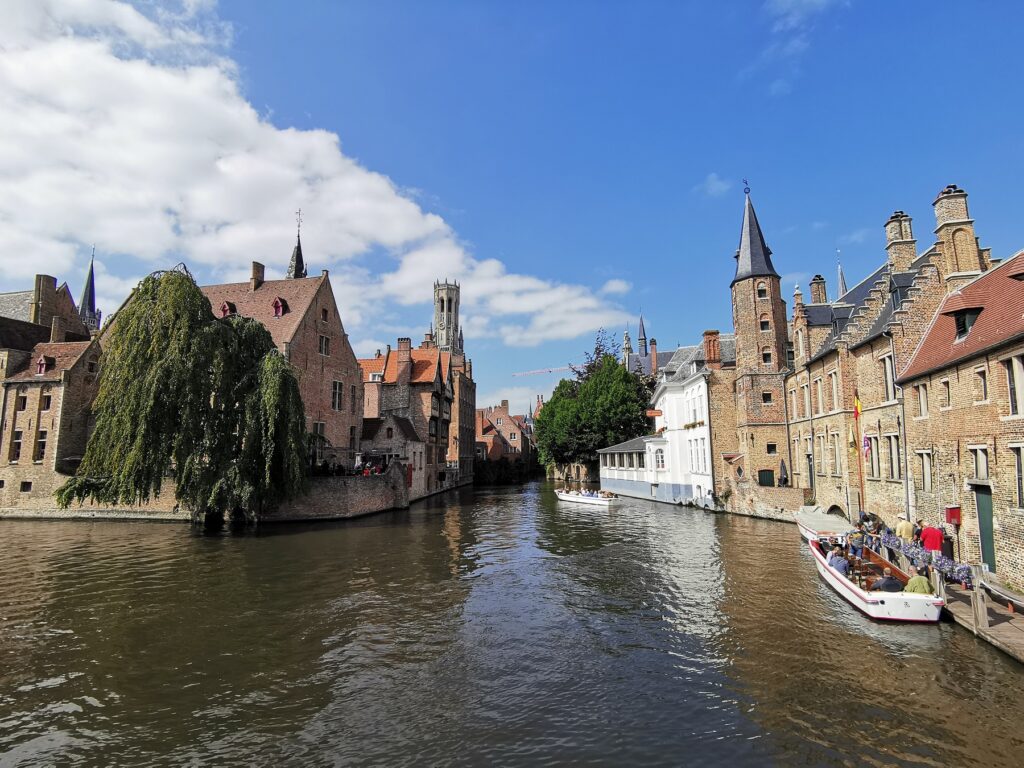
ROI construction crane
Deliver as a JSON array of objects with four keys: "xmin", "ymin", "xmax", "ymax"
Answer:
[{"xmin": 511, "ymin": 365, "xmax": 573, "ymax": 377}]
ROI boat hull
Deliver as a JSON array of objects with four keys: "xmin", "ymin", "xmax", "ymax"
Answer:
[
  {"xmin": 555, "ymin": 491, "xmax": 612, "ymax": 507},
  {"xmin": 807, "ymin": 538, "xmax": 943, "ymax": 623}
]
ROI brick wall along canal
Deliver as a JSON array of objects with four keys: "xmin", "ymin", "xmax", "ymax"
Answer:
[{"xmin": 2, "ymin": 482, "xmax": 1023, "ymax": 767}]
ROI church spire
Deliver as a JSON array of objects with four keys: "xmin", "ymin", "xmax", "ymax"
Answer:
[
  {"xmin": 732, "ymin": 192, "xmax": 779, "ymax": 286},
  {"xmin": 79, "ymin": 248, "xmax": 101, "ymax": 331},
  {"xmin": 637, "ymin": 314, "xmax": 648, "ymax": 357},
  {"xmin": 287, "ymin": 209, "xmax": 307, "ymax": 279},
  {"xmin": 836, "ymin": 256, "xmax": 848, "ymax": 298}
]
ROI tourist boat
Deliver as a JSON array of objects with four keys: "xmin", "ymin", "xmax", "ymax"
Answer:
[
  {"xmin": 804, "ymin": 526, "xmax": 945, "ymax": 623},
  {"xmin": 555, "ymin": 490, "xmax": 614, "ymax": 507}
]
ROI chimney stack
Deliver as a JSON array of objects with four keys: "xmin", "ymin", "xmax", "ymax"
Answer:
[
  {"xmin": 397, "ymin": 337, "xmax": 412, "ymax": 383},
  {"xmin": 50, "ymin": 316, "xmax": 65, "ymax": 343},
  {"xmin": 501, "ymin": 399, "xmax": 509, "ymax": 411},
  {"xmin": 650, "ymin": 338, "xmax": 658, "ymax": 373},
  {"xmin": 250, "ymin": 261, "xmax": 265, "ymax": 291},
  {"xmin": 809, "ymin": 274, "xmax": 827, "ymax": 304},
  {"xmin": 703, "ymin": 329, "xmax": 721, "ymax": 370},
  {"xmin": 884, "ymin": 210, "xmax": 916, "ymax": 273}
]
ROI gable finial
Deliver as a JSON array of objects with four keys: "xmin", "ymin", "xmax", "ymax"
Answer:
[
  {"xmin": 295, "ymin": 207, "xmax": 303, "ymax": 238},
  {"xmin": 743, "ymin": 178, "xmax": 751, "ymax": 194}
]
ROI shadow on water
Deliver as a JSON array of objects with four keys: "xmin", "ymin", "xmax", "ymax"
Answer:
[{"xmin": 1, "ymin": 482, "xmax": 1023, "ymax": 767}]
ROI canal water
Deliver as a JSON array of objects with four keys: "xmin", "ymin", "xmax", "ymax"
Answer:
[{"xmin": 2, "ymin": 482, "xmax": 1023, "ymax": 767}]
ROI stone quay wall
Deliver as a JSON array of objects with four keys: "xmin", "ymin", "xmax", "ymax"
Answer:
[{"xmin": 0, "ymin": 463, "xmax": 410, "ymax": 523}]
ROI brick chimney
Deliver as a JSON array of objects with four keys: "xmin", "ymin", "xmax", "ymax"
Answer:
[
  {"xmin": 501, "ymin": 399, "xmax": 509, "ymax": 411},
  {"xmin": 475, "ymin": 409, "xmax": 485, "ymax": 436},
  {"xmin": 396, "ymin": 337, "xmax": 412, "ymax": 384},
  {"xmin": 703, "ymin": 329, "xmax": 721, "ymax": 370},
  {"xmin": 884, "ymin": 210, "xmax": 916, "ymax": 273},
  {"xmin": 650, "ymin": 338, "xmax": 658, "ymax": 373},
  {"xmin": 809, "ymin": 274, "xmax": 827, "ymax": 304},
  {"xmin": 250, "ymin": 261, "xmax": 265, "ymax": 291},
  {"xmin": 50, "ymin": 316, "xmax": 65, "ymax": 343}
]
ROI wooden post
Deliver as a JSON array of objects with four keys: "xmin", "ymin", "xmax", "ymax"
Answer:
[{"xmin": 972, "ymin": 565, "xmax": 990, "ymax": 631}]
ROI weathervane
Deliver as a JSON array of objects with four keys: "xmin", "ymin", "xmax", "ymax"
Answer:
[
  {"xmin": 295, "ymin": 207, "xmax": 303, "ymax": 237},
  {"xmin": 743, "ymin": 178, "xmax": 751, "ymax": 194}
]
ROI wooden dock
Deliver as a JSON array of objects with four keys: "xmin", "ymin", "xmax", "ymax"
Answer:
[{"xmin": 942, "ymin": 569, "xmax": 1024, "ymax": 664}]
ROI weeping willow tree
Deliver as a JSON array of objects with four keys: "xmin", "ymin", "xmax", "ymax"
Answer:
[{"xmin": 56, "ymin": 266, "xmax": 308, "ymax": 522}]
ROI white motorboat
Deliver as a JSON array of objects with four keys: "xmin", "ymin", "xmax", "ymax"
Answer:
[
  {"xmin": 805, "ymin": 528, "xmax": 944, "ymax": 623},
  {"xmin": 555, "ymin": 490, "xmax": 614, "ymax": 507}
]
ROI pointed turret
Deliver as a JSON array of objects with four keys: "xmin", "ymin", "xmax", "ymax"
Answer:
[
  {"xmin": 79, "ymin": 252, "xmax": 101, "ymax": 331},
  {"xmin": 837, "ymin": 261, "xmax": 848, "ymax": 299},
  {"xmin": 622, "ymin": 325, "xmax": 633, "ymax": 364},
  {"xmin": 287, "ymin": 234, "xmax": 307, "ymax": 279},
  {"xmin": 732, "ymin": 193, "xmax": 779, "ymax": 286},
  {"xmin": 637, "ymin": 315, "xmax": 648, "ymax": 357}
]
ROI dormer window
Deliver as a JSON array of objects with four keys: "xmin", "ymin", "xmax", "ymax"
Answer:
[
  {"xmin": 35, "ymin": 355, "xmax": 54, "ymax": 375},
  {"xmin": 220, "ymin": 301, "xmax": 236, "ymax": 317},
  {"xmin": 954, "ymin": 309, "xmax": 980, "ymax": 340},
  {"xmin": 272, "ymin": 297, "xmax": 289, "ymax": 318}
]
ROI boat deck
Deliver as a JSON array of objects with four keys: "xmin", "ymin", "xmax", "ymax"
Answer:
[{"xmin": 944, "ymin": 584, "xmax": 1024, "ymax": 665}]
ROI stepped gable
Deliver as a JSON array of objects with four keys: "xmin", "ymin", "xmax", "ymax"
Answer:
[
  {"xmin": 807, "ymin": 263, "xmax": 891, "ymax": 363},
  {"xmin": 899, "ymin": 251, "xmax": 1024, "ymax": 381},
  {"xmin": 7, "ymin": 341, "xmax": 92, "ymax": 382},
  {"xmin": 200, "ymin": 275, "xmax": 324, "ymax": 348}
]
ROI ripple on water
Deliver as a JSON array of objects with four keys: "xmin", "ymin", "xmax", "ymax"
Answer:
[{"xmin": 2, "ymin": 488, "xmax": 1024, "ymax": 767}]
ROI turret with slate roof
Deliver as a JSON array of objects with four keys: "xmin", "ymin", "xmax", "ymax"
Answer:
[{"xmin": 79, "ymin": 252, "xmax": 101, "ymax": 332}]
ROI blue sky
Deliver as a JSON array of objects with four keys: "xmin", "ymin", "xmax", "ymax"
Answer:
[{"xmin": 3, "ymin": 1, "xmax": 1023, "ymax": 413}]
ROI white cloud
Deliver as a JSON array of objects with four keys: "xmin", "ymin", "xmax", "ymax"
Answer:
[
  {"xmin": 765, "ymin": 0, "xmax": 842, "ymax": 32},
  {"xmin": 599, "ymin": 278, "xmax": 631, "ymax": 295},
  {"xmin": 838, "ymin": 228, "xmax": 872, "ymax": 245},
  {"xmin": 694, "ymin": 172, "xmax": 732, "ymax": 198},
  {"xmin": 0, "ymin": 0, "xmax": 625, "ymax": 352}
]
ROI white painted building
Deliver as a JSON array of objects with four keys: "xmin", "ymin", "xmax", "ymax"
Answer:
[{"xmin": 599, "ymin": 336, "xmax": 735, "ymax": 506}]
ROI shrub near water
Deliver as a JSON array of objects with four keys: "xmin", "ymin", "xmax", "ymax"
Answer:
[{"xmin": 56, "ymin": 267, "xmax": 308, "ymax": 522}]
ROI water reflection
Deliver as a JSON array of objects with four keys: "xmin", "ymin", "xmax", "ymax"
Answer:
[{"xmin": 1, "ymin": 482, "xmax": 1022, "ymax": 767}]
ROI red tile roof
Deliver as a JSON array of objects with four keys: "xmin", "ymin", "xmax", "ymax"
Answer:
[
  {"xmin": 357, "ymin": 353, "xmax": 388, "ymax": 382},
  {"xmin": 7, "ymin": 341, "xmax": 93, "ymax": 382},
  {"xmin": 380, "ymin": 347, "xmax": 447, "ymax": 385},
  {"xmin": 199, "ymin": 276, "xmax": 324, "ymax": 349},
  {"xmin": 899, "ymin": 252, "xmax": 1024, "ymax": 382}
]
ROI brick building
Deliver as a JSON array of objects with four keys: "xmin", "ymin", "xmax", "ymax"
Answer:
[
  {"xmin": 475, "ymin": 399, "xmax": 533, "ymax": 463},
  {"xmin": 361, "ymin": 413, "xmax": 426, "ymax": 499},
  {"xmin": 898, "ymin": 251, "xmax": 1024, "ymax": 588},
  {"xmin": 201, "ymin": 242, "xmax": 364, "ymax": 468}
]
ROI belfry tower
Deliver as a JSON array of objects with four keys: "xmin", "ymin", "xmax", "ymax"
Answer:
[{"xmin": 433, "ymin": 280, "xmax": 462, "ymax": 352}]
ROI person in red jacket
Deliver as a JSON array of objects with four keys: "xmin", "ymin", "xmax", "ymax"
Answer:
[{"xmin": 920, "ymin": 523, "xmax": 944, "ymax": 552}]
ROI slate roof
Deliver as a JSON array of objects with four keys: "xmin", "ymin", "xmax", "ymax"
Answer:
[
  {"xmin": 732, "ymin": 194, "xmax": 779, "ymax": 286},
  {"xmin": 6, "ymin": 341, "xmax": 93, "ymax": 383},
  {"xmin": 597, "ymin": 435, "xmax": 657, "ymax": 453},
  {"xmin": 625, "ymin": 350, "xmax": 676, "ymax": 376},
  {"xmin": 899, "ymin": 252, "xmax": 1024, "ymax": 382},
  {"xmin": 659, "ymin": 334, "xmax": 737, "ymax": 382},
  {"xmin": 807, "ymin": 263, "xmax": 891, "ymax": 363},
  {"xmin": 0, "ymin": 290, "xmax": 33, "ymax": 322},
  {"xmin": 200, "ymin": 275, "xmax": 324, "ymax": 349},
  {"xmin": 0, "ymin": 317, "xmax": 53, "ymax": 351}
]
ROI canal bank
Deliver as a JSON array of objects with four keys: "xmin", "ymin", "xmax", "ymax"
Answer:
[{"xmin": 2, "ymin": 481, "xmax": 1023, "ymax": 767}]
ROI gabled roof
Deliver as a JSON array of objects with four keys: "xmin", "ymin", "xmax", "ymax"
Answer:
[
  {"xmin": 362, "ymin": 415, "xmax": 422, "ymax": 442},
  {"xmin": 380, "ymin": 347, "xmax": 450, "ymax": 385},
  {"xmin": 0, "ymin": 316, "xmax": 52, "ymax": 351},
  {"xmin": 899, "ymin": 252, "xmax": 1024, "ymax": 382},
  {"xmin": 358, "ymin": 352, "xmax": 389, "ymax": 382},
  {"xmin": 732, "ymin": 194, "xmax": 779, "ymax": 286},
  {"xmin": 626, "ymin": 350, "xmax": 676, "ymax": 376},
  {"xmin": 808, "ymin": 263, "xmax": 893, "ymax": 363},
  {"xmin": 200, "ymin": 275, "xmax": 325, "ymax": 349},
  {"xmin": 0, "ymin": 290, "xmax": 33, "ymax": 323},
  {"xmin": 598, "ymin": 435, "xmax": 657, "ymax": 453},
  {"xmin": 6, "ymin": 341, "xmax": 93, "ymax": 382}
]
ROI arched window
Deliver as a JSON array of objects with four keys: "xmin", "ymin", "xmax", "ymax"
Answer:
[
  {"xmin": 272, "ymin": 297, "xmax": 289, "ymax": 318},
  {"xmin": 759, "ymin": 313, "xmax": 771, "ymax": 331},
  {"xmin": 756, "ymin": 282, "xmax": 768, "ymax": 299},
  {"xmin": 321, "ymin": 308, "xmax": 328, "ymax": 322},
  {"xmin": 220, "ymin": 301, "xmax": 236, "ymax": 317},
  {"xmin": 655, "ymin": 449, "xmax": 665, "ymax": 469}
]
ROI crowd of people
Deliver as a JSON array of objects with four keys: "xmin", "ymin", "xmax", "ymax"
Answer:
[{"xmin": 823, "ymin": 511, "xmax": 949, "ymax": 595}]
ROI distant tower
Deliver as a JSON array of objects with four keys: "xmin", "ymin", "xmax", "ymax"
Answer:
[
  {"xmin": 637, "ymin": 314, "xmax": 648, "ymax": 357},
  {"xmin": 79, "ymin": 251, "xmax": 101, "ymax": 332},
  {"xmin": 287, "ymin": 208, "xmax": 307, "ymax": 279},
  {"xmin": 434, "ymin": 279, "xmax": 461, "ymax": 351},
  {"xmin": 622, "ymin": 325, "xmax": 633, "ymax": 364}
]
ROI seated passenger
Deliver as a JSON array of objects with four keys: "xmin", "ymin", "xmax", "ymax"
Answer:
[
  {"xmin": 830, "ymin": 552, "xmax": 850, "ymax": 577},
  {"xmin": 904, "ymin": 566, "xmax": 932, "ymax": 595},
  {"xmin": 847, "ymin": 523, "xmax": 867, "ymax": 558},
  {"xmin": 869, "ymin": 567, "xmax": 903, "ymax": 592}
]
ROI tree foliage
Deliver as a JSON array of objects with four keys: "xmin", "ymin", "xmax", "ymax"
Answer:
[
  {"xmin": 56, "ymin": 267, "xmax": 308, "ymax": 522},
  {"xmin": 535, "ymin": 330, "xmax": 652, "ymax": 469}
]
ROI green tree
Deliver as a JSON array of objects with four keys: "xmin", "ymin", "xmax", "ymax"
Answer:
[
  {"xmin": 535, "ymin": 331, "xmax": 651, "ymax": 471},
  {"xmin": 56, "ymin": 266, "xmax": 308, "ymax": 523}
]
